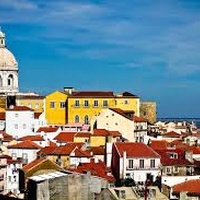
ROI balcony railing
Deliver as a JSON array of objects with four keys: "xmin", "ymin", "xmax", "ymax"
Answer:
[{"xmin": 126, "ymin": 166, "xmax": 160, "ymax": 170}]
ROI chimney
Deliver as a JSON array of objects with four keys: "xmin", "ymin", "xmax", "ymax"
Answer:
[{"xmin": 63, "ymin": 87, "xmax": 74, "ymax": 95}]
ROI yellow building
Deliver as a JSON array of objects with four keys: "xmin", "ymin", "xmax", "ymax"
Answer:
[
  {"xmin": 114, "ymin": 92, "xmax": 140, "ymax": 116},
  {"xmin": 16, "ymin": 95, "xmax": 44, "ymax": 113},
  {"xmin": 45, "ymin": 91, "xmax": 67, "ymax": 125},
  {"xmin": 67, "ymin": 91, "xmax": 116, "ymax": 124},
  {"xmin": 67, "ymin": 91, "xmax": 140, "ymax": 124}
]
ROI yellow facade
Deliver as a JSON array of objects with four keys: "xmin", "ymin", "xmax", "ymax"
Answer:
[
  {"xmin": 90, "ymin": 136, "xmax": 106, "ymax": 147},
  {"xmin": 16, "ymin": 96, "xmax": 44, "ymax": 113},
  {"xmin": 67, "ymin": 97, "xmax": 116, "ymax": 124},
  {"xmin": 74, "ymin": 136, "xmax": 90, "ymax": 143},
  {"xmin": 114, "ymin": 96, "xmax": 140, "ymax": 116},
  {"xmin": 47, "ymin": 155, "xmax": 70, "ymax": 168},
  {"xmin": 45, "ymin": 91, "xmax": 67, "ymax": 125},
  {"xmin": 67, "ymin": 94, "xmax": 140, "ymax": 124}
]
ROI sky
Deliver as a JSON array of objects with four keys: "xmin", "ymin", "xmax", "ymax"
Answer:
[{"xmin": 0, "ymin": 0, "xmax": 200, "ymax": 118}]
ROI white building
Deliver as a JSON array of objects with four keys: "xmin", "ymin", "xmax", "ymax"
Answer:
[
  {"xmin": 7, "ymin": 140, "xmax": 41, "ymax": 165},
  {"xmin": 91, "ymin": 108, "xmax": 135, "ymax": 142},
  {"xmin": 0, "ymin": 29, "xmax": 18, "ymax": 95},
  {"xmin": 111, "ymin": 142, "xmax": 161, "ymax": 183},
  {"xmin": 6, "ymin": 106, "xmax": 35, "ymax": 138}
]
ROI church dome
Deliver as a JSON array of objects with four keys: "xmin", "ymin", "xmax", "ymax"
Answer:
[
  {"xmin": 0, "ymin": 47, "xmax": 18, "ymax": 70},
  {"xmin": 0, "ymin": 29, "xmax": 18, "ymax": 70}
]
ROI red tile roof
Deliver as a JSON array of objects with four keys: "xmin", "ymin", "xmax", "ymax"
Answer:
[
  {"xmin": 0, "ymin": 112, "xmax": 5, "ymax": 120},
  {"xmin": 115, "ymin": 142, "xmax": 160, "ymax": 158},
  {"xmin": 36, "ymin": 126, "xmax": 59, "ymax": 133},
  {"xmin": 109, "ymin": 108, "xmax": 133, "ymax": 120},
  {"xmin": 92, "ymin": 129, "xmax": 121, "ymax": 137},
  {"xmin": 8, "ymin": 140, "xmax": 42, "ymax": 149},
  {"xmin": 7, "ymin": 106, "xmax": 33, "ymax": 111},
  {"xmin": 73, "ymin": 149, "xmax": 91, "ymax": 157},
  {"xmin": 0, "ymin": 131, "xmax": 13, "ymax": 142},
  {"xmin": 134, "ymin": 116, "xmax": 148, "ymax": 123},
  {"xmin": 155, "ymin": 149, "xmax": 193, "ymax": 166},
  {"xmin": 37, "ymin": 145, "xmax": 76, "ymax": 156},
  {"xmin": 163, "ymin": 131, "xmax": 181, "ymax": 138},
  {"xmin": 54, "ymin": 132, "xmax": 76, "ymax": 142},
  {"xmin": 16, "ymin": 95, "xmax": 44, "ymax": 100},
  {"xmin": 70, "ymin": 91, "xmax": 114, "ymax": 97},
  {"xmin": 18, "ymin": 135, "xmax": 44, "ymax": 141},
  {"xmin": 75, "ymin": 132, "xmax": 91, "ymax": 138},
  {"xmin": 68, "ymin": 159, "xmax": 115, "ymax": 182},
  {"xmin": 23, "ymin": 157, "xmax": 46, "ymax": 172},
  {"xmin": 88, "ymin": 146, "xmax": 105, "ymax": 155},
  {"xmin": 93, "ymin": 129, "xmax": 110, "ymax": 136},
  {"xmin": 149, "ymin": 140, "xmax": 168, "ymax": 150},
  {"xmin": 173, "ymin": 179, "xmax": 200, "ymax": 194}
]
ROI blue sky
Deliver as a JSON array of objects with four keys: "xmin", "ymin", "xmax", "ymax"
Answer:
[{"xmin": 0, "ymin": 0, "xmax": 200, "ymax": 118}]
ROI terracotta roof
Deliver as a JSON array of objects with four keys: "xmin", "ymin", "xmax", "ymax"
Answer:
[
  {"xmin": 0, "ymin": 112, "xmax": 5, "ymax": 120},
  {"xmin": 54, "ymin": 132, "xmax": 76, "ymax": 142},
  {"xmin": 93, "ymin": 129, "xmax": 110, "ymax": 136},
  {"xmin": 70, "ymin": 91, "xmax": 114, "ymax": 97},
  {"xmin": 75, "ymin": 132, "xmax": 91, "ymax": 138},
  {"xmin": 163, "ymin": 131, "xmax": 181, "ymax": 138},
  {"xmin": 34, "ymin": 112, "xmax": 42, "ymax": 119},
  {"xmin": 37, "ymin": 126, "xmax": 59, "ymax": 133},
  {"xmin": 68, "ymin": 159, "xmax": 115, "ymax": 182},
  {"xmin": 73, "ymin": 149, "xmax": 91, "ymax": 157},
  {"xmin": 18, "ymin": 135, "xmax": 44, "ymax": 141},
  {"xmin": 155, "ymin": 149, "xmax": 193, "ymax": 166},
  {"xmin": 115, "ymin": 142, "xmax": 160, "ymax": 158},
  {"xmin": 6, "ymin": 106, "xmax": 33, "ymax": 111},
  {"xmin": 0, "ymin": 131, "xmax": 13, "ymax": 142},
  {"xmin": 109, "ymin": 108, "xmax": 133, "ymax": 120},
  {"xmin": 173, "ymin": 179, "xmax": 200, "ymax": 194},
  {"xmin": 92, "ymin": 129, "xmax": 121, "ymax": 137},
  {"xmin": 23, "ymin": 157, "xmax": 46, "ymax": 172},
  {"xmin": 134, "ymin": 116, "xmax": 148, "ymax": 123},
  {"xmin": 88, "ymin": 146, "xmax": 105, "ymax": 155},
  {"xmin": 8, "ymin": 140, "xmax": 42, "ymax": 149},
  {"xmin": 149, "ymin": 140, "xmax": 168, "ymax": 150},
  {"xmin": 37, "ymin": 145, "xmax": 76, "ymax": 156}
]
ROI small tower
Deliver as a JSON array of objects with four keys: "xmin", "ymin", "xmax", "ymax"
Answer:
[{"xmin": 0, "ymin": 28, "xmax": 6, "ymax": 48}]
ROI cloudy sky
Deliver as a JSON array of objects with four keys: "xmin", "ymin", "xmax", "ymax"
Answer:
[{"xmin": 0, "ymin": 0, "xmax": 200, "ymax": 118}]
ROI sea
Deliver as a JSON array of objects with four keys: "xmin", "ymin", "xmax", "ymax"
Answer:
[{"xmin": 157, "ymin": 118, "xmax": 200, "ymax": 129}]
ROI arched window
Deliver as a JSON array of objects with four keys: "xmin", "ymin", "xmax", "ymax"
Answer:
[
  {"xmin": 8, "ymin": 74, "xmax": 14, "ymax": 86},
  {"xmin": 75, "ymin": 115, "xmax": 79, "ymax": 123},
  {"xmin": 0, "ymin": 76, "xmax": 2, "ymax": 87},
  {"xmin": 84, "ymin": 115, "xmax": 89, "ymax": 125}
]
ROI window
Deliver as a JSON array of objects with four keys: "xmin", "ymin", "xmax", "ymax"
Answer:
[
  {"xmin": 14, "ymin": 124, "xmax": 18, "ymax": 129},
  {"xmin": 150, "ymin": 159, "xmax": 155, "ymax": 168},
  {"xmin": 124, "ymin": 100, "xmax": 128, "ymax": 104},
  {"xmin": 60, "ymin": 101, "xmax": 65, "ymax": 108},
  {"xmin": 15, "ymin": 113, "xmax": 18, "ymax": 117},
  {"xmin": 50, "ymin": 101, "xmax": 55, "ymax": 108},
  {"xmin": 75, "ymin": 115, "xmax": 79, "ymax": 123},
  {"xmin": 166, "ymin": 167, "xmax": 171, "ymax": 174},
  {"xmin": 35, "ymin": 103, "xmax": 39, "ymax": 109},
  {"xmin": 23, "ymin": 124, "xmax": 26, "ymax": 129},
  {"xmin": 8, "ymin": 176, "xmax": 11, "ymax": 182},
  {"xmin": 7, "ymin": 74, "xmax": 14, "ymax": 86},
  {"xmin": 84, "ymin": 115, "xmax": 89, "ymax": 124},
  {"xmin": 12, "ymin": 153, "xmax": 17, "ymax": 159},
  {"xmin": 93, "ymin": 100, "xmax": 98, "ymax": 107},
  {"xmin": 75, "ymin": 100, "xmax": 80, "ymax": 107},
  {"xmin": 128, "ymin": 159, "xmax": 134, "ymax": 169},
  {"xmin": 103, "ymin": 100, "xmax": 108, "ymax": 107},
  {"xmin": 139, "ymin": 159, "xmax": 144, "ymax": 168},
  {"xmin": 22, "ymin": 153, "xmax": 28, "ymax": 164},
  {"xmin": 84, "ymin": 100, "xmax": 89, "ymax": 107},
  {"xmin": 174, "ymin": 166, "xmax": 179, "ymax": 173}
]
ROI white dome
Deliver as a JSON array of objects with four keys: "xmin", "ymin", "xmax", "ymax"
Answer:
[{"xmin": 0, "ymin": 47, "xmax": 18, "ymax": 70}]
